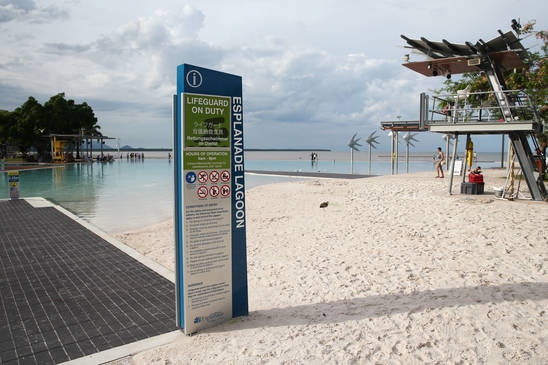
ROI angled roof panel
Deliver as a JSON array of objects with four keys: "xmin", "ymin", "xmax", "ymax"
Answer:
[{"xmin": 401, "ymin": 29, "xmax": 528, "ymax": 76}]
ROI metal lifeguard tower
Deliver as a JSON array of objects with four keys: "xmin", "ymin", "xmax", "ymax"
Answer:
[{"xmin": 397, "ymin": 21, "xmax": 547, "ymax": 201}]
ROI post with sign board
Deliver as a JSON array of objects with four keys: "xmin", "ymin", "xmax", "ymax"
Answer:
[
  {"xmin": 174, "ymin": 64, "xmax": 248, "ymax": 334},
  {"xmin": 8, "ymin": 171, "xmax": 20, "ymax": 199}
]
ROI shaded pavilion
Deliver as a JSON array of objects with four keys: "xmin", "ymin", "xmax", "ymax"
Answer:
[{"xmin": 46, "ymin": 133, "xmax": 117, "ymax": 162}]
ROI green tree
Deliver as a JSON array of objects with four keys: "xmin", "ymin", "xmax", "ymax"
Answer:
[
  {"xmin": 43, "ymin": 93, "xmax": 101, "ymax": 158},
  {"xmin": 11, "ymin": 96, "xmax": 45, "ymax": 155},
  {"xmin": 0, "ymin": 93, "xmax": 102, "ymax": 160},
  {"xmin": 76, "ymin": 102, "xmax": 101, "ymax": 136},
  {"xmin": 42, "ymin": 93, "xmax": 100, "ymax": 134},
  {"xmin": 0, "ymin": 109, "xmax": 16, "ymax": 158}
]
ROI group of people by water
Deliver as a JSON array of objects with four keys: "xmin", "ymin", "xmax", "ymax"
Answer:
[
  {"xmin": 125, "ymin": 152, "xmax": 145, "ymax": 160},
  {"xmin": 79, "ymin": 152, "xmax": 146, "ymax": 162}
]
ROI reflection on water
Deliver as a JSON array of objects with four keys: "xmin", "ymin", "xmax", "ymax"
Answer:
[
  {"xmin": 1, "ymin": 160, "xmax": 174, "ymax": 233},
  {"xmin": 51, "ymin": 164, "xmax": 101, "ymax": 218}
]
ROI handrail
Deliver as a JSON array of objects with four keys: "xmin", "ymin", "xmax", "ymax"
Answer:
[{"xmin": 427, "ymin": 89, "xmax": 540, "ymax": 125}]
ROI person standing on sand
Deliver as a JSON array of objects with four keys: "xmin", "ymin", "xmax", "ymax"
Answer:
[{"xmin": 435, "ymin": 147, "xmax": 445, "ymax": 178}]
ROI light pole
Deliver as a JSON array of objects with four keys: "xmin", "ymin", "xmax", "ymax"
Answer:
[
  {"xmin": 388, "ymin": 130, "xmax": 399, "ymax": 175},
  {"xmin": 442, "ymin": 134, "xmax": 454, "ymax": 166},
  {"xmin": 395, "ymin": 116, "xmax": 401, "ymax": 174}
]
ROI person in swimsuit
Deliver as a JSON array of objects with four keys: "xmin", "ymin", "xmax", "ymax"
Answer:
[{"xmin": 435, "ymin": 147, "xmax": 445, "ymax": 178}]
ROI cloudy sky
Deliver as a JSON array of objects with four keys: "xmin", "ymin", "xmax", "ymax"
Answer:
[{"xmin": 1, "ymin": 0, "xmax": 546, "ymax": 151}]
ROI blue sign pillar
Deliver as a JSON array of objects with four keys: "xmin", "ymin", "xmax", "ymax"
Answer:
[{"xmin": 174, "ymin": 64, "xmax": 248, "ymax": 334}]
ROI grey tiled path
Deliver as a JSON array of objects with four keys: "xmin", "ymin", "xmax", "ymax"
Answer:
[{"xmin": 0, "ymin": 199, "xmax": 176, "ymax": 364}]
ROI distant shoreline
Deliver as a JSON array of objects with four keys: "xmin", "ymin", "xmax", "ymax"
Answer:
[
  {"xmin": 246, "ymin": 170, "xmax": 373, "ymax": 179},
  {"xmin": 245, "ymin": 148, "xmax": 331, "ymax": 152},
  {"xmin": 92, "ymin": 148, "xmax": 172, "ymax": 152},
  {"xmin": 97, "ymin": 148, "xmax": 333, "ymax": 152}
]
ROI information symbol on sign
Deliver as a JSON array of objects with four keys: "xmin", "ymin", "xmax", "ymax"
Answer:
[
  {"xmin": 209, "ymin": 170, "xmax": 219, "ymax": 183},
  {"xmin": 221, "ymin": 185, "xmax": 230, "ymax": 197},
  {"xmin": 197, "ymin": 171, "xmax": 208, "ymax": 183},
  {"xmin": 186, "ymin": 70, "xmax": 202, "ymax": 88},
  {"xmin": 220, "ymin": 170, "xmax": 230, "ymax": 182},
  {"xmin": 209, "ymin": 185, "xmax": 220, "ymax": 198},
  {"xmin": 197, "ymin": 186, "xmax": 208, "ymax": 199}
]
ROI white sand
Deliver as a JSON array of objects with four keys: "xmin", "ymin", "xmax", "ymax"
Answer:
[{"xmin": 113, "ymin": 169, "xmax": 548, "ymax": 364}]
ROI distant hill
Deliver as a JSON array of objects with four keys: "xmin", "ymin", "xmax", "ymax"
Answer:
[
  {"xmin": 84, "ymin": 142, "xmax": 171, "ymax": 151},
  {"xmin": 119, "ymin": 146, "xmax": 171, "ymax": 151}
]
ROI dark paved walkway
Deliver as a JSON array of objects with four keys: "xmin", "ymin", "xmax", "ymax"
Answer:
[{"xmin": 0, "ymin": 199, "xmax": 176, "ymax": 365}]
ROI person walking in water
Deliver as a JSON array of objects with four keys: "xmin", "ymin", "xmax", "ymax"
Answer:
[
  {"xmin": 435, "ymin": 147, "xmax": 445, "ymax": 178},
  {"xmin": 311, "ymin": 152, "xmax": 318, "ymax": 167}
]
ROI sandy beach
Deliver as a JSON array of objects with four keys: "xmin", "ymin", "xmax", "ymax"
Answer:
[{"xmin": 113, "ymin": 168, "xmax": 547, "ymax": 364}]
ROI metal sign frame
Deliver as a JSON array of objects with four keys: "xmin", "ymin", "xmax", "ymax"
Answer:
[{"xmin": 174, "ymin": 64, "xmax": 248, "ymax": 334}]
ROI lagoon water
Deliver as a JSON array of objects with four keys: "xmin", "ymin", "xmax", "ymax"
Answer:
[{"xmin": 1, "ymin": 150, "xmax": 504, "ymax": 233}]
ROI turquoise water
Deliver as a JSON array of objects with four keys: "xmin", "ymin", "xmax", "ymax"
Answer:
[
  {"xmin": 1, "ymin": 160, "xmax": 174, "ymax": 233},
  {"xmin": 0, "ymin": 159, "xmax": 300, "ymax": 233},
  {"xmin": 1, "ymin": 151, "xmax": 505, "ymax": 233},
  {"xmin": 244, "ymin": 150, "xmax": 505, "ymax": 175}
]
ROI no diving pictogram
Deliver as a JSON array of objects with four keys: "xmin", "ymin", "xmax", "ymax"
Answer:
[
  {"xmin": 220, "ymin": 185, "xmax": 230, "ymax": 197},
  {"xmin": 197, "ymin": 186, "xmax": 208, "ymax": 199},
  {"xmin": 197, "ymin": 170, "xmax": 208, "ymax": 183},
  {"xmin": 209, "ymin": 170, "xmax": 220, "ymax": 183},
  {"xmin": 220, "ymin": 170, "xmax": 230, "ymax": 182}
]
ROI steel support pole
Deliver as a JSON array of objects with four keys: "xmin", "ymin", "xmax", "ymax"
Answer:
[{"xmin": 448, "ymin": 133, "xmax": 459, "ymax": 195}]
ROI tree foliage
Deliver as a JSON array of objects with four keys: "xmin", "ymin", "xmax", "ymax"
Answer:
[{"xmin": 0, "ymin": 93, "xmax": 101, "ymax": 158}]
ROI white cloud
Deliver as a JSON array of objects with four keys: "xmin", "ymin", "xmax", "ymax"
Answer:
[
  {"xmin": 0, "ymin": 0, "xmax": 67, "ymax": 23},
  {"xmin": 0, "ymin": 0, "xmax": 546, "ymax": 150}
]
